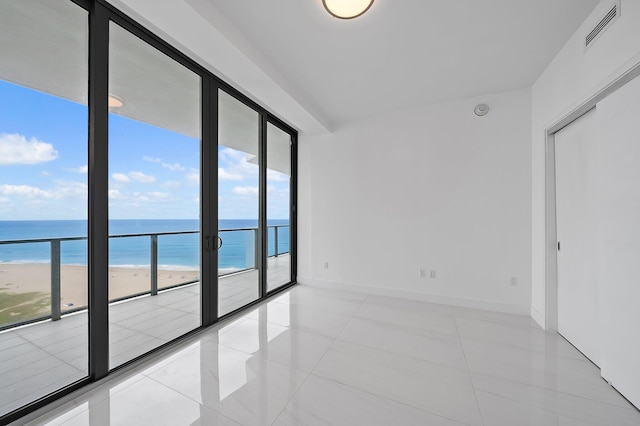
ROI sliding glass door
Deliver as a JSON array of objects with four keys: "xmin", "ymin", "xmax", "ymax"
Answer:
[
  {"xmin": 217, "ymin": 90, "xmax": 261, "ymax": 316},
  {"xmin": 266, "ymin": 123, "xmax": 293, "ymax": 292},
  {"xmin": 0, "ymin": 0, "xmax": 296, "ymax": 422},
  {"xmin": 0, "ymin": 0, "xmax": 89, "ymax": 417},
  {"xmin": 107, "ymin": 22, "xmax": 202, "ymax": 369},
  {"xmin": 215, "ymin": 92, "xmax": 297, "ymax": 314}
]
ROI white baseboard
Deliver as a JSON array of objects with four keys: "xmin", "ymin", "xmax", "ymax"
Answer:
[
  {"xmin": 530, "ymin": 306, "xmax": 546, "ymax": 330},
  {"xmin": 298, "ymin": 278, "xmax": 530, "ymax": 316}
]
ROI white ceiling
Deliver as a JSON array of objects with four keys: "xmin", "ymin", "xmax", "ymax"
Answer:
[
  {"xmin": 200, "ymin": 0, "xmax": 601, "ymax": 127},
  {"xmin": 1, "ymin": 0, "xmax": 603, "ymax": 137}
]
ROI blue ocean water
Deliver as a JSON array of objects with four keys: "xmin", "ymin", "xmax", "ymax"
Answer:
[{"xmin": 0, "ymin": 219, "xmax": 289, "ymax": 271}]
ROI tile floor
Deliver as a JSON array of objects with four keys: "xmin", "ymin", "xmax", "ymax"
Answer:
[
  {"xmin": 19, "ymin": 284, "xmax": 640, "ymax": 426},
  {"xmin": 0, "ymin": 255, "xmax": 290, "ymax": 418}
]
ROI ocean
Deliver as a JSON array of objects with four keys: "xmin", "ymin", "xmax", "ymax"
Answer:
[{"xmin": 0, "ymin": 219, "xmax": 290, "ymax": 272}]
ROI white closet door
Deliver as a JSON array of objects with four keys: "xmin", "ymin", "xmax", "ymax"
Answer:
[
  {"xmin": 596, "ymin": 74, "xmax": 640, "ymax": 408},
  {"xmin": 555, "ymin": 107, "xmax": 601, "ymax": 366}
]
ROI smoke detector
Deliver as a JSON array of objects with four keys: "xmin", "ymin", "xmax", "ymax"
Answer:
[{"xmin": 474, "ymin": 104, "xmax": 489, "ymax": 117}]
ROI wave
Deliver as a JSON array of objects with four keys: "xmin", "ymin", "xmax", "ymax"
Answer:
[{"xmin": 0, "ymin": 259, "xmax": 50, "ymax": 264}]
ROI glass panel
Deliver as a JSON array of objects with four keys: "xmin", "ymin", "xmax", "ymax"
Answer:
[
  {"xmin": 0, "ymin": 0, "xmax": 89, "ymax": 416},
  {"xmin": 266, "ymin": 124, "xmax": 292, "ymax": 292},
  {"xmin": 218, "ymin": 90, "xmax": 260, "ymax": 316},
  {"xmin": 108, "ymin": 23, "xmax": 201, "ymax": 369}
]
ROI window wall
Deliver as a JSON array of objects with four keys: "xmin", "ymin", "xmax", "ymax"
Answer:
[
  {"xmin": 0, "ymin": 0, "xmax": 89, "ymax": 417},
  {"xmin": 217, "ymin": 90, "xmax": 261, "ymax": 316},
  {"xmin": 107, "ymin": 22, "xmax": 202, "ymax": 369},
  {"xmin": 0, "ymin": 0, "xmax": 296, "ymax": 423},
  {"xmin": 267, "ymin": 123, "xmax": 293, "ymax": 292}
]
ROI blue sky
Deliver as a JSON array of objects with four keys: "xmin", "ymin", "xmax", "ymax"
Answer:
[{"xmin": 0, "ymin": 80, "xmax": 290, "ymax": 221}]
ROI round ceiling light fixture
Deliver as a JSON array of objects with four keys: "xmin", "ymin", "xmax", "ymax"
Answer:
[
  {"xmin": 108, "ymin": 94, "xmax": 124, "ymax": 108},
  {"xmin": 474, "ymin": 103, "xmax": 489, "ymax": 117},
  {"xmin": 322, "ymin": 0, "xmax": 375, "ymax": 19}
]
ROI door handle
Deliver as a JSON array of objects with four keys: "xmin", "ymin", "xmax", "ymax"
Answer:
[
  {"xmin": 216, "ymin": 236, "xmax": 223, "ymax": 250},
  {"xmin": 204, "ymin": 235, "xmax": 212, "ymax": 252}
]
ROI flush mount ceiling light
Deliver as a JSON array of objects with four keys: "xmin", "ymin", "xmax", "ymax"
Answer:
[
  {"xmin": 108, "ymin": 94, "xmax": 124, "ymax": 108},
  {"xmin": 323, "ymin": 0, "xmax": 375, "ymax": 19}
]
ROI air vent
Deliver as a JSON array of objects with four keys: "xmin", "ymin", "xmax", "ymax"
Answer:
[{"xmin": 585, "ymin": 1, "xmax": 620, "ymax": 49}]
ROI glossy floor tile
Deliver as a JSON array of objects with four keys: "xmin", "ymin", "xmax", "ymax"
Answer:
[
  {"xmin": 148, "ymin": 342, "xmax": 307, "ymax": 425},
  {"xmin": 461, "ymin": 338, "xmax": 631, "ymax": 408},
  {"xmin": 337, "ymin": 317, "xmax": 468, "ymax": 369},
  {"xmin": 472, "ymin": 373, "xmax": 640, "ymax": 426},
  {"xmin": 1, "ymin": 258, "xmax": 289, "ymax": 418},
  {"xmin": 313, "ymin": 340, "xmax": 483, "ymax": 426},
  {"xmin": 218, "ymin": 317, "xmax": 335, "ymax": 373},
  {"xmin": 23, "ymin": 285, "xmax": 640, "ymax": 426},
  {"xmin": 273, "ymin": 374, "xmax": 466, "ymax": 426}
]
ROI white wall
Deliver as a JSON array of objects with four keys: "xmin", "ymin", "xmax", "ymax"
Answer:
[
  {"xmin": 531, "ymin": 0, "xmax": 640, "ymax": 328},
  {"xmin": 299, "ymin": 88, "xmax": 532, "ymax": 313}
]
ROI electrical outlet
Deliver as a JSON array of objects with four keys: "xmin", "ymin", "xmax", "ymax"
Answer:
[
  {"xmin": 419, "ymin": 268, "xmax": 427, "ymax": 278},
  {"xmin": 429, "ymin": 270, "xmax": 436, "ymax": 279},
  {"xmin": 510, "ymin": 276, "xmax": 518, "ymax": 286},
  {"xmin": 324, "ymin": 261, "xmax": 329, "ymax": 269}
]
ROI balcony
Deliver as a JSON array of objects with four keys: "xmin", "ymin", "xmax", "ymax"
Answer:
[{"xmin": 0, "ymin": 226, "xmax": 290, "ymax": 416}]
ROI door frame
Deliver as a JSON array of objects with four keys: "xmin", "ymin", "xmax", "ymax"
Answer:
[{"xmin": 544, "ymin": 59, "xmax": 640, "ymax": 332}]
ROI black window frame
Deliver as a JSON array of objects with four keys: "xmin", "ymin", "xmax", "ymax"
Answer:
[{"xmin": 1, "ymin": 0, "xmax": 298, "ymax": 423}]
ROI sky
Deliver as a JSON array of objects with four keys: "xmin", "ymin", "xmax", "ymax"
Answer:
[{"xmin": 0, "ymin": 80, "xmax": 290, "ymax": 221}]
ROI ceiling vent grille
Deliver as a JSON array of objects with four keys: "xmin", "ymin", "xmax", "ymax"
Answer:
[{"xmin": 585, "ymin": 1, "xmax": 620, "ymax": 49}]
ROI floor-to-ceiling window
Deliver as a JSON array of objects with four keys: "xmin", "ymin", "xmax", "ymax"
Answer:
[
  {"xmin": 107, "ymin": 22, "xmax": 202, "ymax": 369},
  {"xmin": 0, "ymin": 0, "xmax": 296, "ymax": 422},
  {"xmin": 217, "ymin": 90, "xmax": 261, "ymax": 317},
  {"xmin": 266, "ymin": 122, "xmax": 293, "ymax": 292},
  {"xmin": 0, "ymin": 0, "xmax": 89, "ymax": 417}
]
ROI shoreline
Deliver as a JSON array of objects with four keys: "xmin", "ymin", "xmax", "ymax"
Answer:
[{"xmin": 0, "ymin": 263, "xmax": 201, "ymax": 310}]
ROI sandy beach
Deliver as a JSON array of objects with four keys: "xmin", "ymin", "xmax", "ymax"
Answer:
[{"xmin": 0, "ymin": 263, "xmax": 200, "ymax": 313}]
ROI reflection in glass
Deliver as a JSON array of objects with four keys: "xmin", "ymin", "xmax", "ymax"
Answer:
[
  {"xmin": 218, "ymin": 90, "xmax": 260, "ymax": 316},
  {"xmin": 0, "ymin": 0, "xmax": 89, "ymax": 417},
  {"xmin": 266, "ymin": 123, "xmax": 292, "ymax": 292},
  {"xmin": 108, "ymin": 22, "xmax": 201, "ymax": 369}
]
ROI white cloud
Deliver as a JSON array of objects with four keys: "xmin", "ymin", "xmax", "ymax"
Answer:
[
  {"xmin": 112, "ymin": 173, "xmax": 130, "ymax": 183},
  {"xmin": 143, "ymin": 191, "xmax": 173, "ymax": 202},
  {"xmin": 162, "ymin": 180, "xmax": 182, "ymax": 189},
  {"xmin": 0, "ymin": 181, "xmax": 86, "ymax": 201},
  {"xmin": 108, "ymin": 190, "xmax": 175, "ymax": 203},
  {"xmin": 0, "ymin": 196, "xmax": 10, "ymax": 203},
  {"xmin": 186, "ymin": 169, "xmax": 199, "ymax": 185},
  {"xmin": 128, "ymin": 171, "xmax": 156, "ymax": 183},
  {"xmin": 219, "ymin": 168, "xmax": 243, "ymax": 181},
  {"xmin": 0, "ymin": 184, "xmax": 52, "ymax": 198},
  {"xmin": 267, "ymin": 169, "xmax": 289, "ymax": 182},
  {"xmin": 0, "ymin": 133, "xmax": 58, "ymax": 165},
  {"xmin": 162, "ymin": 163, "xmax": 187, "ymax": 172},
  {"xmin": 41, "ymin": 171, "xmax": 52, "ymax": 177},
  {"xmin": 267, "ymin": 185, "xmax": 289, "ymax": 195},
  {"xmin": 71, "ymin": 165, "xmax": 88, "ymax": 174},
  {"xmin": 232, "ymin": 186, "xmax": 259, "ymax": 196},
  {"xmin": 162, "ymin": 162, "xmax": 186, "ymax": 172},
  {"xmin": 143, "ymin": 156, "xmax": 187, "ymax": 172},
  {"xmin": 55, "ymin": 180, "xmax": 87, "ymax": 200},
  {"xmin": 219, "ymin": 148, "xmax": 259, "ymax": 179},
  {"xmin": 108, "ymin": 189, "xmax": 124, "ymax": 199}
]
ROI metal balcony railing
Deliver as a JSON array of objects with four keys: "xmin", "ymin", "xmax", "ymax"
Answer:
[{"xmin": 0, "ymin": 225, "xmax": 289, "ymax": 330}]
